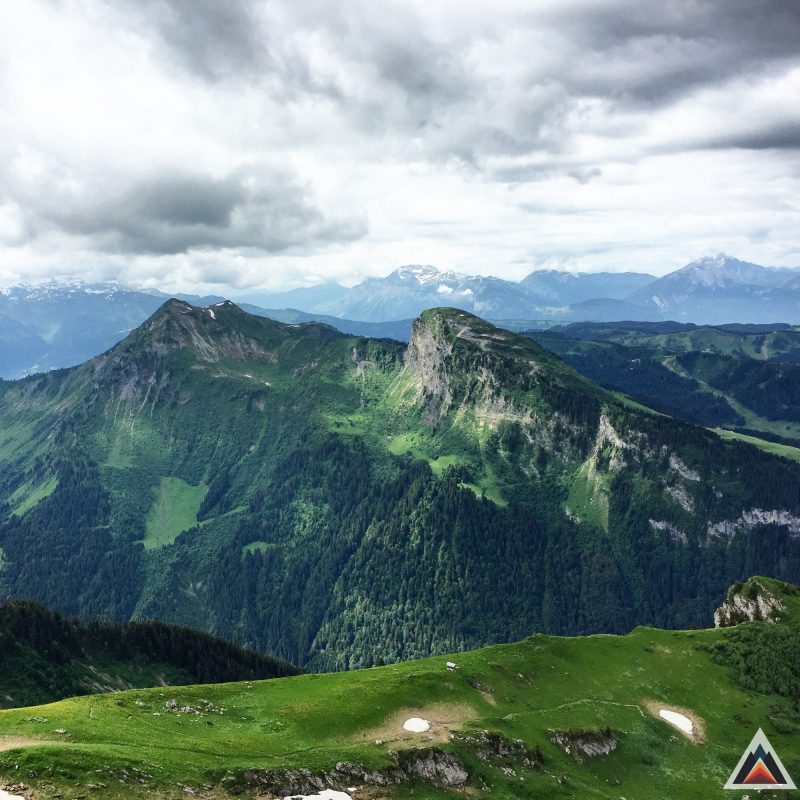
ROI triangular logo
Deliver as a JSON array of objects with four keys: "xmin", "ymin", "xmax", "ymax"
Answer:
[{"xmin": 724, "ymin": 728, "xmax": 796, "ymax": 790}]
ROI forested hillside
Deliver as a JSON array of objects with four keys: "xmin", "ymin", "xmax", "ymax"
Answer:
[
  {"xmin": 0, "ymin": 600, "xmax": 297, "ymax": 708},
  {"xmin": 1, "ymin": 301, "xmax": 800, "ymax": 669},
  {"xmin": 529, "ymin": 322, "xmax": 800, "ymax": 447}
]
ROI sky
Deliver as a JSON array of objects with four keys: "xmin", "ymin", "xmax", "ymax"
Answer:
[{"xmin": 0, "ymin": 0, "xmax": 799, "ymax": 293}]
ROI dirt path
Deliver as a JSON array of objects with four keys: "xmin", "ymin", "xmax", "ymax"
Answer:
[
  {"xmin": 526, "ymin": 698, "xmax": 646, "ymax": 717},
  {"xmin": 0, "ymin": 736, "xmax": 56, "ymax": 752}
]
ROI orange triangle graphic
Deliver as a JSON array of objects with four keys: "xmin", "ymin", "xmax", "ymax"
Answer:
[{"xmin": 744, "ymin": 760, "xmax": 778, "ymax": 785}]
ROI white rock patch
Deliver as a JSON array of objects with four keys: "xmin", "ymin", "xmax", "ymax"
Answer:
[
  {"xmin": 659, "ymin": 709, "xmax": 693, "ymax": 736},
  {"xmin": 284, "ymin": 791, "xmax": 352, "ymax": 800},
  {"xmin": 403, "ymin": 717, "xmax": 431, "ymax": 733},
  {"xmin": 0, "ymin": 791, "xmax": 26, "ymax": 800}
]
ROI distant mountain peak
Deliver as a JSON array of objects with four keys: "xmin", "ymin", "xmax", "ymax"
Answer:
[
  {"xmin": 389, "ymin": 265, "xmax": 469, "ymax": 286},
  {"xmin": 693, "ymin": 252, "xmax": 737, "ymax": 267},
  {"xmin": 394, "ymin": 264, "xmax": 440, "ymax": 279},
  {"xmin": 628, "ymin": 254, "xmax": 800, "ymax": 321},
  {"xmin": 668, "ymin": 254, "xmax": 795, "ymax": 289},
  {"xmin": 520, "ymin": 269, "xmax": 655, "ymax": 305},
  {"xmin": 683, "ymin": 253, "xmax": 756, "ymax": 272}
]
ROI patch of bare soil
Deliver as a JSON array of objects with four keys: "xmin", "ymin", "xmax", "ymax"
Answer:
[
  {"xmin": 645, "ymin": 699, "xmax": 706, "ymax": 743},
  {"xmin": 355, "ymin": 703, "xmax": 475, "ymax": 747},
  {"xmin": 0, "ymin": 737, "xmax": 55, "ymax": 753}
]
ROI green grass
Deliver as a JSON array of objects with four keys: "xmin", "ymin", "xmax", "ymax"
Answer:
[
  {"xmin": 386, "ymin": 433, "xmax": 507, "ymax": 504},
  {"xmin": 459, "ymin": 480, "xmax": 507, "ymax": 506},
  {"xmin": 10, "ymin": 476, "xmax": 58, "ymax": 516},
  {"xmin": 610, "ymin": 390, "xmax": 664, "ymax": 415},
  {"xmin": 428, "ymin": 454, "xmax": 462, "ymax": 476},
  {"xmin": 0, "ymin": 418, "xmax": 38, "ymax": 462},
  {"xmin": 325, "ymin": 412, "xmax": 370, "ymax": 437},
  {"xmin": 1, "ymin": 585, "xmax": 799, "ymax": 799},
  {"xmin": 712, "ymin": 428, "xmax": 800, "ymax": 463},
  {"xmin": 565, "ymin": 457, "xmax": 610, "ymax": 531},
  {"xmin": 242, "ymin": 541, "xmax": 270, "ymax": 555},
  {"xmin": 103, "ymin": 425, "xmax": 134, "ymax": 469},
  {"xmin": 142, "ymin": 477, "xmax": 207, "ymax": 550},
  {"xmin": 387, "ymin": 431, "xmax": 421, "ymax": 456}
]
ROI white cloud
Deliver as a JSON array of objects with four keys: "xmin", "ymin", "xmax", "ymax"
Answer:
[{"xmin": 0, "ymin": 0, "xmax": 798, "ymax": 293}]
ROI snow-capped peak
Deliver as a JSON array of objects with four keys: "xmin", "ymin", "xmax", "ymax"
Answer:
[
  {"xmin": 390, "ymin": 265, "xmax": 477, "ymax": 288},
  {"xmin": 392, "ymin": 265, "xmax": 443, "ymax": 284},
  {"xmin": 648, "ymin": 254, "xmax": 800, "ymax": 296},
  {"xmin": 0, "ymin": 278, "xmax": 167, "ymax": 300},
  {"xmin": 678, "ymin": 254, "xmax": 770, "ymax": 288}
]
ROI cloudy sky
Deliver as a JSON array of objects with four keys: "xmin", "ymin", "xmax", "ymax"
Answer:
[{"xmin": 0, "ymin": 0, "xmax": 799, "ymax": 292}]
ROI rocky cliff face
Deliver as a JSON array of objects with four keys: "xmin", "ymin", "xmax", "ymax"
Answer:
[
  {"xmin": 714, "ymin": 579, "xmax": 785, "ymax": 627},
  {"xmin": 403, "ymin": 313, "xmax": 455, "ymax": 424},
  {"xmin": 401, "ymin": 309, "xmax": 601, "ymax": 462},
  {"xmin": 708, "ymin": 509, "xmax": 800, "ymax": 540}
]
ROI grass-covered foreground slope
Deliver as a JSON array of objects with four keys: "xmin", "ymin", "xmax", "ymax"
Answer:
[
  {"xmin": 0, "ymin": 601, "xmax": 297, "ymax": 709},
  {"xmin": 0, "ymin": 578, "xmax": 798, "ymax": 799},
  {"xmin": 2, "ymin": 302, "xmax": 800, "ymax": 669}
]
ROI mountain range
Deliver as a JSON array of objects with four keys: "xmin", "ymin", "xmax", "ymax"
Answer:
[
  {"xmin": 253, "ymin": 255, "xmax": 800, "ymax": 324},
  {"xmin": 1, "ymin": 254, "xmax": 799, "ymax": 379},
  {"xmin": 629, "ymin": 254, "xmax": 800, "ymax": 322},
  {"xmin": 0, "ymin": 283, "xmax": 224, "ymax": 379},
  {"xmin": 251, "ymin": 263, "xmax": 655, "ymax": 321},
  {"xmin": 1, "ymin": 299, "xmax": 800, "ymax": 670},
  {"xmin": 528, "ymin": 320, "xmax": 800, "ymax": 450}
]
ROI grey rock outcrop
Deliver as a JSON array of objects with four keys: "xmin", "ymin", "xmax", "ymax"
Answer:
[
  {"xmin": 229, "ymin": 747, "xmax": 468, "ymax": 795},
  {"xmin": 714, "ymin": 580, "xmax": 785, "ymax": 627},
  {"xmin": 550, "ymin": 728, "xmax": 617, "ymax": 762}
]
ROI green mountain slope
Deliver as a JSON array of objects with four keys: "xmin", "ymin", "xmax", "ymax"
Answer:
[
  {"xmin": 0, "ymin": 578, "xmax": 798, "ymax": 799},
  {"xmin": 0, "ymin": 600, "xmax": 297, "ymax": 709},
  {"xmin": 552, "ymin": 321, "xmax": 800, "ymax": 362},
  {"xmin": 2, "ymin": 302, "xmax": 800, "ymax": 669},
  {"xmin": 528, "ymin": 323, "xmax": 800, "ymax": 444}
]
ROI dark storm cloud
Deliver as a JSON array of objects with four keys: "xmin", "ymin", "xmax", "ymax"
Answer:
[
  {"xmin": 117, "ymin": 0, "xmax": 267, "ymax": 81},
  {"xmin": 115, "ymin": 0, "xmax": 800, "ymax": 158},
  {"xmin": 16, "ymin": 169, "xmax": 366, "ymax": 255},
  {"xmin": 698, "ymin": 123, "xmax": 800, "ymax": 153},
  {"xmin": 535, "ymin": 2, "xmax": 800, "ymax": 118},
  {"xmin": 125, "ymin": 173, "xmax": 245, "ymax": 228}
]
